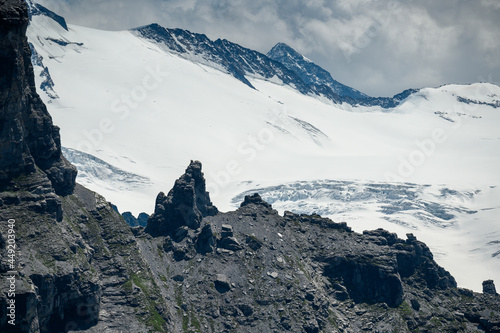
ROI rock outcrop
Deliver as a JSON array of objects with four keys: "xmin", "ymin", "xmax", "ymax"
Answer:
[
  {"xmin": 484, "ymin": 280, "xmax": 498, "ymax": 295},
  {"xmin": 320, "ymin": 230, "xmax": 456, "ymax": 308},
  {"xmin": 122, "ymin": 211, "xmax": 149, "ymax": 227},
  {"xmin": 0, "ymin": 0, "xmax": 76, "ymax": 196},
  {"xmin": 217, "ymin": 223, "xmax": 243, "ymax": 251},
  {"xmin": 144, "ymin": 160, "xmax": 218, "ymax": 236}
]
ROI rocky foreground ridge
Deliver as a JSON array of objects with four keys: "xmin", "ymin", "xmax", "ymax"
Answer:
[
  {"xmin": 133, "ymin": 161, "xmax": 500, "ymax": 332},
  {"xmin": 0, "ymin": 0, "xmax": 499, "ymax": 332}
]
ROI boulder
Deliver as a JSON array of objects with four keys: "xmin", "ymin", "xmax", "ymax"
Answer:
[
  {"xmin": 483, "ymin": 280, "xmax": 497, "ymax": 295},
  {"xmin": 218, "ymin": 236, "xmax": 243, "ymax": 251},
  {"xmin": 215, "ymin": 274, "xmax": 231, "ymax": 293},
  {"xmin": 196, "ymin": 224, "xmax": 215, "ymax": 254}
]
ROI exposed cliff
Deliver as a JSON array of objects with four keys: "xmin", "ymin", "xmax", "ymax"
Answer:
[
  {"xmin": 0, "ymin": 176, "xmax": 172, "ymax": 332},
  {"xmin": 0, "ymin": 1, "xmax": 170, "ymax": 332},
  {"xmin": 0, "ymin": 0, "xmax": 76, "ymax": 196}
]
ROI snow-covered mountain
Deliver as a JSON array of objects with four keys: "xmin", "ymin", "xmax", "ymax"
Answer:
[
  {"xmin": 266, "ymin": 42, "xmax": 420, "ymax": 107},
  {"xmin": 133, "ymin": 24, "xmax": 418, "ymax": 108},
  {"xmin": 267, "ymin": 42, "xmax": 369, "ymax": 99},
  {"xmin": 26, "ymin": 1, "xmax": 500, "ymax": 291}
]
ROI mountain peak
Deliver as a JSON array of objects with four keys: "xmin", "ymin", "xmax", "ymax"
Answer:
[
  {"xmin": 267, "ymin": 42, "xmax": 369, "ymax": 100},
  {"xmin": 27, "ymin": 0, "xmax": 68, "ymax": 31},
  {"xmin": 268, "ymin": 42, "xmax": 309, "ymax": 63}
]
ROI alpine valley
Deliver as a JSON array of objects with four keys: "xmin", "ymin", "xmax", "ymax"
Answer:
[{"xmin": 1, "ymin": 0, "xmax": 499, "ymax": 332}]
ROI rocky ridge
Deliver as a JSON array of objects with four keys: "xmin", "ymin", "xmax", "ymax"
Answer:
[
  {"xmin": 266, "ymin": 42, "xmax": 369, "ymax": 100},
  {"xmin": 133, "ymin": 23, "xmax": 420, "ymax": 109},
  {"xmin": 266, "ymin": 42, "xmax": 420, "ymax": 108},
  {"xmin": 133, "ymin": 165, "xmax": 500, "ymax": 332}
]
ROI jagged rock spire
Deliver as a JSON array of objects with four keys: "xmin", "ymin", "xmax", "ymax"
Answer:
[
  {"xmin": 483, "ymin": 280, "xmax": 497, "ymax": 295},
  {"xmin": 145, "ymin": 160, "xmax": 218, "ymax": 237}
]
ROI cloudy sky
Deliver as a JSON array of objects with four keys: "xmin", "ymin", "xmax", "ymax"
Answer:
[{"xmin": 38, "ymin": 0, "xmax": 500, "ymax": 97}]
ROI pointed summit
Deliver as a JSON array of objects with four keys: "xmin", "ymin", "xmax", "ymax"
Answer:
[
  {"xmin": 267, "ymin": 42, "xmax": 308, "ymax": 63},
  {"xmin": 27, "ymin": 0, "xmax": 68, "ymax": 30},
  {"xmin": 267, "ymin": 42, "xmax": 368, "ymax": 99},
  {"xmin": 145, "ymin": 160, "xmax": 218, "ymax": 237}
]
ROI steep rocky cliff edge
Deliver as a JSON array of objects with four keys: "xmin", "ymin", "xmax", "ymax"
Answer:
[
  {"xmin": 0, "ymin": 1, "xmax": 169, "ymax": 332},
  {"xmin": 0, "ymin": 0, "xmax": 499, "ymax": 332},
  {"xmin": 0, "ymin": 0, "xmax": 76, "ymax": 196}
]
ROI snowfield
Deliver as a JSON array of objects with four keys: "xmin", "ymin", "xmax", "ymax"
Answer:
[{"xmin": 27, "ymin": 10, "xmax": 500, "ymax": 291}]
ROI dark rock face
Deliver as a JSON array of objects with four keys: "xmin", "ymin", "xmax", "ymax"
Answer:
[
  {"xmin": 484, "ymin": 280, "xmax": 498, "ymax": 295},
  {"xmin": 323, "ymin": 254, "xmax": 404, "ymax": 307},
  {"xmin": 29, "ymin": 272, "xmax": 100, "ymax": 332},
  {"xmin": 0, "ymin": 178, "xmax": 172, "ymax": 332},
  {"xmin": 321, "ymin": 231, "xmax": 457, "ymax": 308},
  {"xmin": 0, "ymin": 0, "xmax": 76, "ymax": 196},
  {"xmin": 122, "ymin": 211, "xmax": 149, "ymax": 227},
  {"xmin": 145, "ymin": 160, "xmax": 218, "ymax": 236},
  {"xmin": 267, "ymin": 42, "xmax": 368, "ymax": 99},
  {"xmin": 397, "ymin": 233, "xmax": 457, "ymax": 290}
]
